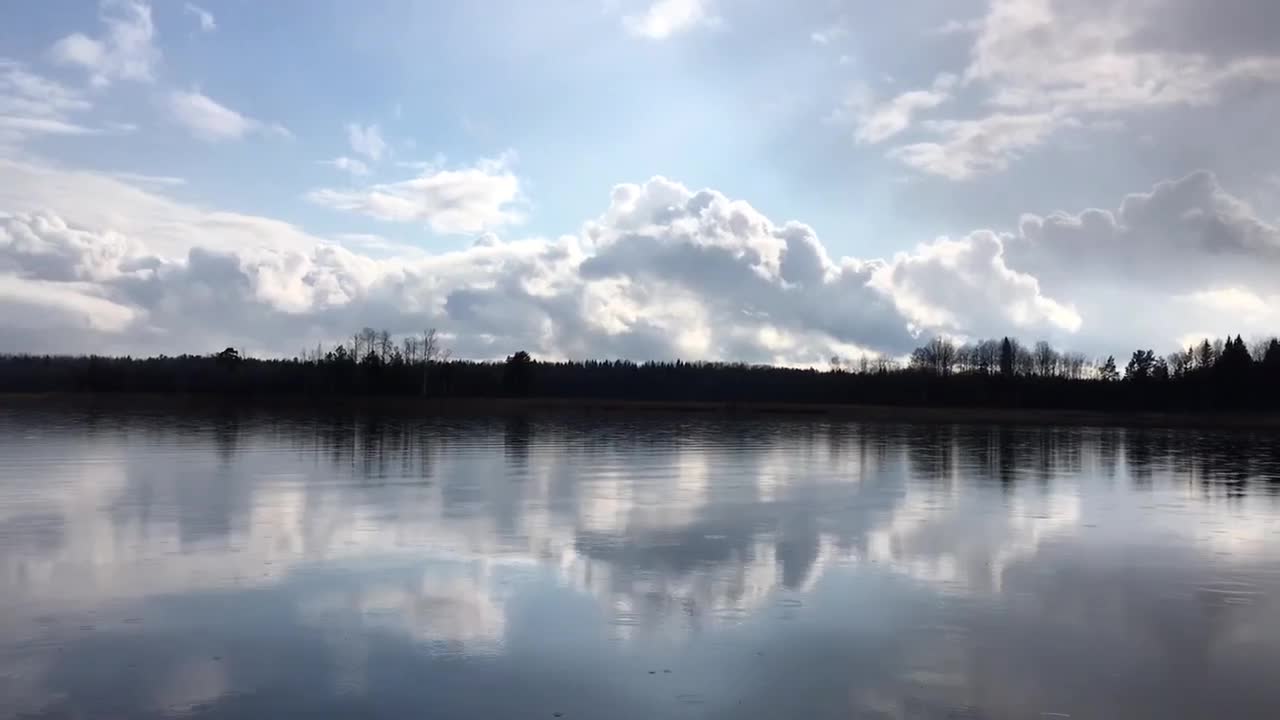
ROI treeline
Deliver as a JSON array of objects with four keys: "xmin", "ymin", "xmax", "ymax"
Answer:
[{"xmin": 1, "ymin": 329, "xmax": 1279, "ymax": 412}]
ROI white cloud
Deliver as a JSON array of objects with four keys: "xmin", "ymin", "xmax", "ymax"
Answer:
[
  {"xmin": 0, "ymin": 158, "xmax": 319, "ymax": 259},
  {"xmin": 49, "ymin": 0, "xmax": 159, "ymax": 87},
  {"xmin": 0, "ymin": 60, "xmax": 97, "ymax": 145},
  {"xmin": 168, "ymin": 90, "xmax": 289, "ymax": 142},
  {"xmin": 0, "ymin": 211, "xmax": 144, "ymax": 282},
  {"xmin": 307, "ymin": 154, "xmax": 524, "ymax": 234},
  {"xmin": 184, "ymin": 3, "xmax": 216, "ymax": 32},
  {"xmin": 872, "ymin": 231, "xmax": 1082, "ymax": 338},
  {"xmin": 1185, "ymin": 287, "xmax": 1279, "ymax": 319},
  {"xmin": 322, "ymin": 156, "xmax": 371, "ymax": 178},
  {"xmin": 347, "ymin": 123, "xmax": 387, "ymax": 162},
  {"xmin": 624, "ymin": 0, "xmax": 712, "ymax": 40},
  {"xmin": 855, "ymin": 74, "xmax": 956, "ymax": 144},
  {"xmin": 887, "ymin": 112, "xmax": 1064, "ymax": 180},
  {"xmin": 0, "ymin": 274, "xmax": 137, "ymax": 333},
  {"xmin": 1172, "ymin": 288, "xmax": 1280, "ymax": 343},
  {"xmin": 0, "ymin": 61, "xmax": 90, "ymax": 119},
  {"xmin": 1, "ymin": 159, "xmax": 1277, "ymax": 359},
  {"xmin": 0, "ymin": 116, "xmax": 98, "ymax": 138}
]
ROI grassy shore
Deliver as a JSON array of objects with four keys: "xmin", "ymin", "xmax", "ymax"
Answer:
[{"xmin": 3, "ymin": 392, "xmax": 1280, "ymax": 430}]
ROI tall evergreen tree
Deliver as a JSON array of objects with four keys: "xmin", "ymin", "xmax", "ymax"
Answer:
[
  {"xmin": 1263, "ymin": 339, "xmax": 1280, "ymax": 373},
  {"xmin": 999, "ymin": 337, "xmax": 1015, "ymax": 379}
]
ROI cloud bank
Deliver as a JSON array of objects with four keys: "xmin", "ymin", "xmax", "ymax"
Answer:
[{"xmin": 3, "ymin": 157, "xmax": 1275, "ymax": 361}]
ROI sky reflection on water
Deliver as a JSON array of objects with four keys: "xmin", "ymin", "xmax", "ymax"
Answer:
[{"xmin": 2, "ymin": 410, "xmax": 1280, "ymax": 719}]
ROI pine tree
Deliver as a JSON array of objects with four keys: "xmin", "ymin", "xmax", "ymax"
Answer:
[
  {"xmin": 1215, "ymin": 334, "xmax": 1252, "ymax": 376},
  {"xmin": 1263, "ymin": 339, "xmax": 1280, "ymax": 373},
  {"xmin": 999, "ymin": 337, "xmax": 1015, "ymax": 378}
]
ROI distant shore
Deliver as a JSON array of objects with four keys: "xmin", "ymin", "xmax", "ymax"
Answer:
[{"xmin": 3, "ymin": 392, "xmax": 1279, "ymax": 430}]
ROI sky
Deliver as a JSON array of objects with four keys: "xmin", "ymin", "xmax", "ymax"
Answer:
[{"xmin": 1, "ymin": 0, "xmax": 1278, "ymax": 364}]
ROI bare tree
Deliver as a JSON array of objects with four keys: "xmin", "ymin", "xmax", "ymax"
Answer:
[
  {"xmin": 1033, "ymin": 340, "xmax": 1060, "ymax": 377},
  {"xmin": 1167, "ymin": 348, "xmax": 1192, "ymax": 378},
  {"xmin": 971, "ymin": 339, "xmax": 1001, "ymax": 375},
  {"xmin": 359, "ymin": 327, "xmax": 379, "ymax": 363},
  {"xmin": 874, "ymin": 356, "xmax": 899, "ymax": 374},
  {"xmin": 1015, "ymin": 344, "xmax": 1035, "ymax": 377},
  {"xmin": 911, "ymin": 337, "xmax": 959, "ymax": 376},
  {"xmin": 421, "ymin": 328, "xmax": 441, "ymax": 396},
  {"xmin": 1062, "ymin": 351, "xmax": 1087, "ymax": 380},
  {"xmin": 1250, "ymin": 337, "xmax": 1274, "ymax": 362},
  {"xmin": 378, "ymin": 330, "xmax": 392, "ymax": 364}
]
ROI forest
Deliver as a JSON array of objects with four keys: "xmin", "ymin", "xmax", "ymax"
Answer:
[{"xmin": 1, "ymin": 329, "xmax": 1279, "ymax": 413}]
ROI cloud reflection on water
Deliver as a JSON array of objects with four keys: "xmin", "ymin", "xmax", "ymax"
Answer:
[{"xmin": 2, "ymin": 411, "xmax": 1279, "ymax": 718}]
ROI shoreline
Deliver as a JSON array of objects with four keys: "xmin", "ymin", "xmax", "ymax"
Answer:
[{"xmin": 3, "ymin": 392, "xmax": 1279, "ymax": 430}]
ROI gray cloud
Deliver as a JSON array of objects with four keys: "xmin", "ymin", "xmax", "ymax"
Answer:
[
  {"xmin": 1008, "ymin": 171, "xmax": 1280, "ymax": 296},
  {"xmin": 862, "ymin": 0, "xmax": 1280, "ymax": 179},
  {"xmin": 1118, "ymin": 0, "xmax": 1280, "ymax": 59}
]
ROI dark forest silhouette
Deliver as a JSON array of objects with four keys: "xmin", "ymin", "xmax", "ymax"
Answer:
[{"xmin": 2, "ymin": 330, "xmax": 1279, "ymax": 412}]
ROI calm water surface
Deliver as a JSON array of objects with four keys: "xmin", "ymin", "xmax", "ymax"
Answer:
[{"xmin": 2, "ymin": 409, "xmax": 1280, "ymax": 719}]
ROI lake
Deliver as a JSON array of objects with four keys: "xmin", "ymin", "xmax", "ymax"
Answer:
[{"xmin": 2, "ymin": 408, "xmax": 1280, "ymax": 719}]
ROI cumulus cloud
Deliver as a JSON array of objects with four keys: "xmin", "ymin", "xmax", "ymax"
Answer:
[
  {"xmin": 575, "ymin": 177, "xmax": 915, "ymax": 360},
  {"xmin": 306, "ymin": 154, "xmax": 524, "ymax": 234},
  {"xmin": 1, "ymin": 159, "xmax": 1276, "ymax": 360},
  {"xmin": 872, "ymin": 231, "xmax": 1082, "ymax": 338},
  {"xmin": 168, "ymin": 90, "xmax": 289, "ymax": 142},
  {"xmin": 0, "ymin": 212, "xmax": 144, "ymax": 282},
  {"xmin": 49, "ymin": 0, "xmax": 159, "ymax": 87},
  {"xmin": 1008, "ymin": 170, "xmax": 1280, "ymax": 297},
  {"xmin": 624, "ymin": 0, "xmax": 713, "ymax": 40},
  {"xmin": 998, "ymin": 170, "xmax": 1280, "ymax": 351}
]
